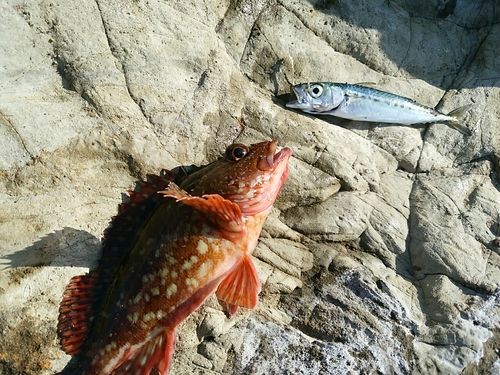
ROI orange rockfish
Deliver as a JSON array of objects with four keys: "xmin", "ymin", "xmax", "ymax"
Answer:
[{"xmin": 57, "ymin": 140, "xmax": 292, "ymax": 374}]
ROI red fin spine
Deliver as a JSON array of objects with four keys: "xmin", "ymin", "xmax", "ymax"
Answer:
[{"xmin": 216, "ymin": 256, "xmax": 261, "ymax": 310}]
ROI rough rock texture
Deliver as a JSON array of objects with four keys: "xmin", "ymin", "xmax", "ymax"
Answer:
[{"xmin": 1, "ymin": 0, "xmax": 499, "ymax": 374}]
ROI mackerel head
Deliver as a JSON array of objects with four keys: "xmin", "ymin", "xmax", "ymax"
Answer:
[{"xmin": 57, "ymin": 140, "xmax": 292, "ymax": 375}]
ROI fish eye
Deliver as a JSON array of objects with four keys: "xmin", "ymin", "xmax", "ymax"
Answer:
[
  {"xmin": 309, "ymin": 84, "xmax": 323, "ymax": 98},
  {"xmin": 226, "ymin": 144, "xmax": 249, "ymax": 161}
]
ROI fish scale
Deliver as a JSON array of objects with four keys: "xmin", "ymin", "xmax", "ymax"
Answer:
[{"xmin": 56, "ymin": 140, "xmax": 292, "ymax": 375}]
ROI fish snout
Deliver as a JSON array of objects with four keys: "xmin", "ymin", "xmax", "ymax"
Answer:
[{"xmin": 258, "ymin": 141, "xmax": 292, "ymax": 171}]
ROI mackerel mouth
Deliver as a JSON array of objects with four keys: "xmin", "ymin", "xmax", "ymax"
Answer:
[{"xmin": 285, "ymin": 86, "xmax": 307, "ymax": 109}]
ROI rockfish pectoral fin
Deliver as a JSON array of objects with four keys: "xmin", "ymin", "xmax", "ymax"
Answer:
[
  {"xmin": 159, "ymin": 182, "xmax": 245, "ymax": 233},
  {"xmin": 216, "ymin": 255, "xmax": 261, "ymax": 311},
  {"xmin": 113, "ymin": 330, "xmax": 177, "ymax": 375}
]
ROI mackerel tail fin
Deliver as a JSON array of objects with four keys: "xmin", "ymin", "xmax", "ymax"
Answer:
[{"xmin": 446, "ymin": 104, "xmax": 473, "ymax": 135}]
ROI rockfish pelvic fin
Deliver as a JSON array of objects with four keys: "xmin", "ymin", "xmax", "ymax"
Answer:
[
  {"xmin": 112, "ymin": 330, "xmax": 177, "ymax": 375},
  {"xmin": 159, "ymin": 182, "xmax": 245, "ymax": 233},
  {"xmin": 445, "ymin": 104, "xmax": 473, "ymax": 135},
  {"xmin": 216, "ymin": 255, "xmax": 261, "ymax": 311}
]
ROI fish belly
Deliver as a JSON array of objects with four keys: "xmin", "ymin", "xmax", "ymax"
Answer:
[{"xmin": 329, "ymin": 93, "xmax": 442, "ymax": 125}]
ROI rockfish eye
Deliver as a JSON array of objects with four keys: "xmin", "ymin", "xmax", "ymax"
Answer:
[
  {"xmin": 310, "ymin": 84, "xmax": 323, "ymax": 98},
  {"xmin": 226, "ymin": 144, "xmax": 249, "ymax": 161}
]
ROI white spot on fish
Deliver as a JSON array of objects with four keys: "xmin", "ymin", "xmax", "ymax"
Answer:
[
  {"xmin": 182, "ymin": 255, "xmax": 199, "ymax": 270},
  {"xmin": 144, "ymin": 293, "xmax": 150, "ymax": 303},
  {"xmin": 151, "ymin": 287, "xmax": 160, "ymax": 296},
  {"xmin": 197, "ymin": 240, "xmax": 208, "ymax": 255},
  {"xmin": 160, "ymin": 268, "xmax": 169, "ymax": 278},
  {"xmin": 166, "ymin": 283, "xmax": 177, "ymax": 297},
  {"xmin": 197, "ymin": 260, "xmax": 213, "ymax": 279},
  {"xmin": 143, "ymin": 311, "xmax": 155, "ymax": 323},
  {"xmin": 127, "ymin": 311, "xmax": 139, "ymax": 324},
  {"xmin": 156, "ymin": 310, "xmax": 166, "ymax": 320},
  {"xmin": 171, "ymin": 270, "xmax": 178, "ymax": 278},
  {"xmin": 186, "ymin": 278, "xmax": 199, "ymax": 289},
  {"xmin": 167, "ymin": 255, "xmax": 177, "ymax": 265},
  {"xmin": 133, "ymin": 293, "xmax": 142, "ymax": 304}
]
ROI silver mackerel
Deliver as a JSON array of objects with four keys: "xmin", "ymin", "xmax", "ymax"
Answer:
[{"xmin": 286, "ymin": 82, "xmax": 472, "ymax": 135}]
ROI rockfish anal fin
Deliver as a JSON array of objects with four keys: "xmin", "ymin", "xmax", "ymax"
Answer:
[
  {"xmin": 216, "ymin": 255, "xmax": 261, "ymax": 311},
  {"xmin": 159, "ymin": 182, "xmax": 245, "ymax": 233},
  {"xmin": 112, "ymin": 330, "xmax": 177, "ymax": 375}
]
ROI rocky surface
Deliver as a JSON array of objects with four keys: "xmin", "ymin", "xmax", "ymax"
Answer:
[{"xmin": 1, "ymin": 0, "xmax": 499, "ymax": 374}]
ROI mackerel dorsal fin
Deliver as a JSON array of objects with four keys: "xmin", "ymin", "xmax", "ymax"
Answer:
[
  {"xmin": 159, "ymin": 182, "xmax": 245, "ymax": 233},
  {"xmin": 58, "ymin": 174, "xmax": 174, "ymax": 356},
  {"xmin": 216, "ymin": 255, "xmax": 261, "ymax": 310},
  {"xmin": 354, "ymin": 81, "xmax": 378, "ymax": 88}
]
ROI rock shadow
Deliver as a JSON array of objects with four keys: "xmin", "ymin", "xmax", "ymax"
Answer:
[
  {"xmin": 305, "ymin": 0, "xmax": 498, "ymax": 89},
  {"xmin": 2, "ymin": 227, "xmax": 102, "ymax": 270},
  {"xmin": 2, "ymin": 163, "xmax": 212, "ymax": 272}
]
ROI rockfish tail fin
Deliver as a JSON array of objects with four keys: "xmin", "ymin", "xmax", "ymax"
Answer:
[{"xmin": 445, "ymin": 104, "xmax": 473, "ymax": 135}]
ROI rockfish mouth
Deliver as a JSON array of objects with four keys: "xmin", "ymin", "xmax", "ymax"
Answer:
[{"xmin": 258, "ymin": 139, "xmax": 292, "ymax": 171}]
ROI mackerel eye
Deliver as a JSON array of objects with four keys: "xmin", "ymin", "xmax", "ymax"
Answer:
[
  {"xmin": 310, "ymin": 84, "xmax": 323, "ymax": 98},
  {"xmin": 226, "ymin": 144, "xmax": 249, "ymax": 161}
]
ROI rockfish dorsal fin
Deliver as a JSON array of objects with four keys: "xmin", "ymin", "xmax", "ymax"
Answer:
[
  {"xmin": 159, "ymin": 182, "xmax": 245, "ymax": 233},
  {"xmin": 57, "ymin": 173, "xmax": 174, "ymax": 356}
]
